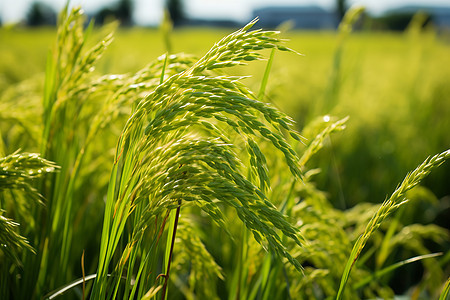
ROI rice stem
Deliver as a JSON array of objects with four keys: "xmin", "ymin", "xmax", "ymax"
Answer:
[{"xmin": 161, "ymin": 199, "xmax": 182, "ymax": 300}]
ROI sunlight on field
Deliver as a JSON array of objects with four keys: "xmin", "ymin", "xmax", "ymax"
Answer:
[{"xmin": 1, "ymin": 10, "xmax": 449, "ymax": 298}]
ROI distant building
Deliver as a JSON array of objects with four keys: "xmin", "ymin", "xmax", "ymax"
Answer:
[
  {"xmin": 253, "ymin": 5, "xmax": 338, "ymax": 30},
  {"xmin": 385, "ymin": 5, "xmax": 450, "ymax": 30}
]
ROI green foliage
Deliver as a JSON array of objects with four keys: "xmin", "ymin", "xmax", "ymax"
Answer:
[
  {"xmin": 0, "ymin": 151, "xmax": 57, "ymax": 297},
  {"xmin": 337, "ymin": 150, "xmax": 450, "ymax": 299},
  {"xmin": 0, "ymin": 153, "xmax": 57, "ymax": 257},
  {"xmin": 0, "ymin": 6, "xmax": 449, "ymax": 300},
  {"xmin": 91, "ymin": 18, "xmax": 305, "ymax": 299}
]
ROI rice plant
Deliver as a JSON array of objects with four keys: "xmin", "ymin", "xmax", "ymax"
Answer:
[
  {"xmin": 90, "ymin": 15, "xmax": 307, "ymax": 300},
  {"xmin": 0, "ymin": 5, "xmax": 449, "ymax": 300},
  {"xmin": 336, "ymin": 149, "xmax": 450, "ymax": 299},
  {"xmin": 0, "ymin": 151, "xmax": 57, "ymax": 297}
]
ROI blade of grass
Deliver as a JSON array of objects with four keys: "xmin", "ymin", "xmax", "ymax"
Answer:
[
  {"xmin": 44, "ymin": 274, "xmax": 97, "ymax": 300},
  {"xmin": 82, "ymin": 250, "xmax": 86, "ymax": 300},
  {"xmin": 439, "ymin": 276, "xmax": 450, "ymax": 300},
  {"xmin": 248, "ymin": 254, "xmax": 272, "ymax": 299},
  {"xmin": 160, "ymin": 53, "xmax": 169, "ymax": 85},
  {"xmin": 258, "ymin": 48, "xmax": 275, "ymax": 101},
  {"xmin": 354, "ymin": 252, "xmax": 443, "ymax": 290}
]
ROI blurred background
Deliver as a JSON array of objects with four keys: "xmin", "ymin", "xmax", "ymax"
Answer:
[{"xmin": 1, "ymin": 0, "xmax": 450, "ymax": 30}]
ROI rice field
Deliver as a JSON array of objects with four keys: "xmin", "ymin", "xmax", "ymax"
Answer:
[{"xmin": 0, "ymin": 6, "xmax": 449, "ymax": 300}]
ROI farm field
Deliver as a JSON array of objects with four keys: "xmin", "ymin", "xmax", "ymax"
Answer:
[{"xmin": 0, "ymin": 7, "xmax": 449, "ymax": 300}]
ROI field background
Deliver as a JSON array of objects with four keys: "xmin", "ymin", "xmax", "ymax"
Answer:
[
  {"xmin": 1, "ymin": 19, "xmax": 450, "ymax": 299},
  {"xmin": 2, "ymin": 25, "xmax": 450, "ymax": 209}
]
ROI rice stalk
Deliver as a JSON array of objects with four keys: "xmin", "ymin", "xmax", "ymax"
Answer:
[
  {"xmin": 91, "ymin": 19, "xmax": 305, "ymax": 299},
  {"xmin": 0, "ymin": 151, "xmax": 58, "ymax": 197},
  {"xmin": 0, "ymin": 151, "xmax": 57, "ymax": 298},
  {"xmin": 336, "ymin": 149, "xmax": 450, "ymax": 299},
  {"xmin": 0, "ymin": 213, "xmax": 35, "ymax": 265}
]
